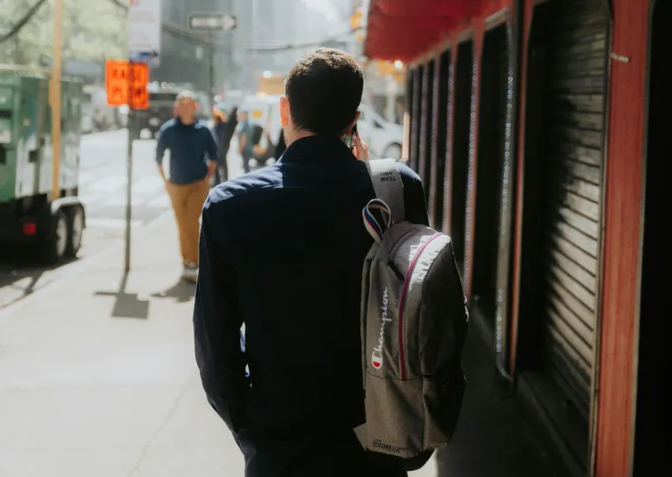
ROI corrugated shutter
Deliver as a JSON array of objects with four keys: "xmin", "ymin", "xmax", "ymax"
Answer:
[
  {"xmin": 419, "ymin": 60, "xmax": 434, "ymax": 192},
  {"xmin": 432, "ymin": 49, "xmax": 452, "ymax": 232},
  {"xmin": 539, "ymin": 0, "xmax": 608, "ymax": 415},
  {"xmin": 450, "ymin": 41, "xmax": 475, "ymax": 271},
  {"xmin": 472, "ymin": 24, "xmax": 510, "ymax": 323}
]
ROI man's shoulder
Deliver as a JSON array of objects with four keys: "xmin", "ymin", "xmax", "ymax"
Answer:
[
  {"xmin": 368, "ymin": 160, "xmax": 422, "ymax": 191},
  {"xmin": 204, "ymin": 165, "xmax": 283, "ymax": 210},
  {"xmin": 160, "ymin": 118, "xmax": 177, "ymax": 131},
  {"xmin": 396, "ymin": 161, "xmax": 422, "ymax": 185},
  {"xmin": 194, "ymin": 120, "xmax": 211, "ymax": 131}
]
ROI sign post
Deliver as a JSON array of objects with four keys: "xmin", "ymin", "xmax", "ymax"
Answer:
[
  {"xmin": 128, "ymin": 0, "xmax": 162, "ymax": 67},
  {"xmin": 105, "ymin": 60, "xmax": 149, "ymax": 272},
  {"xmin": 187, "ymin": 13, "xmax": 237, "ymax": 95},
  {"xmin": 50, "ymin": 0, "xmax": 63, "ymax": 202},
  {"xmin": 115, "ymin": 0, "xmax": 160, "ymax": 272}
]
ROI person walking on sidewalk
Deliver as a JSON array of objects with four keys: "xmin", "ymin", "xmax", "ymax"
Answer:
[
  {"xmin": 235, "ymin": 107, "xmax": 255, "ymax": 173},
  {"xmin": 194, "ymin": 49, "xmax": 428, "ymax": 477},
  {"xmin": 212, "ymin": 102, "xmax": 237, "ymax": 185},
  {"xmin": 156, "ymin": 90, "xmax": 218, "ymax": 283}
]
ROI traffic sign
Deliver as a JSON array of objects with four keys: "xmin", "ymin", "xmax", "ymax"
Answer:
[
  {"xmin": 105, "ymin": 60, "xmax": 149, "ymax": 110},
  {"xmin": 188, "ymin": 13, "xmax": 237, "ymax": 31},
  {"xmin": 129, "ymin": 50, "xmax": 160, "ymax": 67},
  {"xmin": 129, "ymin": 0, "xmax": 162, "ymax": 67}
]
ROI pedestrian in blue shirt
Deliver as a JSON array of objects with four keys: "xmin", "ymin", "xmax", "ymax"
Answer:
[
  {"xmin": 156, "ymin": 90, "xmax": 218, "ymax": 283},
  {"xmin": 194, "ymin": 49, "xmax": 426, "ymax": 477}
]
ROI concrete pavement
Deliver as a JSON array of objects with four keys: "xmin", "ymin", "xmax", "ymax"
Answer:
[
  {"xmin": 0, "ymin": 186, "xmax": 437, "ymax": 477},
  {"xmin": 0, "ymin": 214, "xmax": 245, "ymax": 477}
]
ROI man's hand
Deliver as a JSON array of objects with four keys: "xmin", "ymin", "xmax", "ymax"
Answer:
[{"xmin": 353, "ymin": 133, "xmax": 369, "ymax": 161}]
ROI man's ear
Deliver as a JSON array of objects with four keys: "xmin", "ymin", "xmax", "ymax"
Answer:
[{"xmin": 280, "ymin": 96, "xmax": 290, "ymax": 127}]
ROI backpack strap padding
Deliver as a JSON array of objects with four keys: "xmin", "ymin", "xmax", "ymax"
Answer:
[{"xmin": 365, "ymin": 159, "xmax": 405, "ymax": 224}]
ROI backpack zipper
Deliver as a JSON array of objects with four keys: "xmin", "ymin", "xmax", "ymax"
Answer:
[{"xmin": 397, "ymin": 233, "xmax": 443, "ymax": 379}]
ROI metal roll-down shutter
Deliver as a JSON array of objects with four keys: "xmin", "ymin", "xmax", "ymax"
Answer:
[
  {"xmin": 538, "ymin": 0, "xmax": 608, "ymax": 415},
  {"xmin": 472, "ymin": 24, "xmax": 510, "ymax": 322}
]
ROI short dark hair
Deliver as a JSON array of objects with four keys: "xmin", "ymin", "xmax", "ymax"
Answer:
[{"xmin": 285, "ymin": 48, "xmax": 363, "ymax": 135}]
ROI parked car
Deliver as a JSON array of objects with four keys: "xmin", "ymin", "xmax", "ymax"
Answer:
[{"xmin": 355, "ymin": 103, "xmax": 403, "ymax": 160}]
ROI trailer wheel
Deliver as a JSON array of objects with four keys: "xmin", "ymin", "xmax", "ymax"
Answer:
[
  {"xmin": 43, "ymin": 210, "xmax": 69, "ymax": 264},
  {"xmin": 65, "ymin": 206, "xmax": 85, "ymax": 257}
]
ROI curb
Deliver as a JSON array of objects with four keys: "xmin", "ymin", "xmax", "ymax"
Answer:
[{"xmin": 0, "ymin": 210, "xmax": 174, "ymax": 323}]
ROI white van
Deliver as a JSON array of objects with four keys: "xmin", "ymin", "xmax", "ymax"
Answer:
[
  {"xmin": 355, "ymin": 103, "xmax": 404, "ymax": 160},
  {"xmin": 241, "ymin": 94, "xmax": 283, "ymax": 142},
  {"xmin": 237, "ymin": 95, "xmax": 403, "ymax": 160}
]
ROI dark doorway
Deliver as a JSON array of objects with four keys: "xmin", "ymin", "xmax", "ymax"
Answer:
[
  {"xmin": 472, "ymin": 24, "xmax": 510, "ymax": 324},
  {"xmin": 433, "ymin": 49, "xmax": 451, "ymax": 232},
  {"xmin": 412, "ymin": 65, "xmax": 424, "ymax": 173},
  {"xmin": 450, "ymin": 40, "xmax": 474, "ymax": 272},
  {"xmin": 405, "ymin": 69, "xmax": 414, "ymax": 164},
  {"xmin": 634, "ymin": 0, "xmax": 670, "ymax": 474}
]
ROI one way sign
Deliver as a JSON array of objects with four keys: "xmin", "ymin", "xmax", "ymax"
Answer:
[{"xmin": 188, "ymin": 13, "xmax": 237, "ymax": 31}]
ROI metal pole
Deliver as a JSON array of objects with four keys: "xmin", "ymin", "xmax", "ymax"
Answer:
[
  {"xmin": 124, "ymin": 62, "xmax": 134, "ymax": 273},
  {"xmin": 209, "ymin": 30, "xmax": 215, "ymax": 96},
  {"xmin": 50, "ymin": 0, "xmax": 63, "ymax": 202}
]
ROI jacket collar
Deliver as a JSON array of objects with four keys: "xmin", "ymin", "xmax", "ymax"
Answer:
[{"xmin": 279, "ymin": 135, "xmax": 357, "ymax": 164}]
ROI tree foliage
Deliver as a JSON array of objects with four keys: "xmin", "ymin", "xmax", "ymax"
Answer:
[{"xmin": 0, "ymin": 0, "xmax": 126, "ymax": 66}]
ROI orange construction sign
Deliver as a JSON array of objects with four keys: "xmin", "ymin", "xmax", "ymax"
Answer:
[{"xmin": 105, "ymin": 60, "xmax": 149, "ymax": 109}]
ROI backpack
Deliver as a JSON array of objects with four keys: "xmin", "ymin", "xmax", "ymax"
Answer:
[{"xmin": 354, "ymin": 159, "xmax": 469, "ymax": 471}]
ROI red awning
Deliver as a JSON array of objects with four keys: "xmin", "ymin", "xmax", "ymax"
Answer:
[{"xmin": 364, "ymin": 0, "xmax": 482, "ymax": 61}]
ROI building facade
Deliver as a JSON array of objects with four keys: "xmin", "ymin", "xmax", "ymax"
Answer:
[{"xmin": 365, "ymin": 1, "xmax": 666, "ymax": 476}]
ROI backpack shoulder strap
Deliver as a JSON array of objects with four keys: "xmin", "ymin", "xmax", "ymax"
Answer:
[{"xmin": 365, "ymin": 159, "xmax": 405, "ymax": 224}]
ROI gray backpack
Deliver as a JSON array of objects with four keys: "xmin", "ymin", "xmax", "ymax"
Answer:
[{"xmin": 354, "ymin": 159, "xmax": 469, "ymax": 470}]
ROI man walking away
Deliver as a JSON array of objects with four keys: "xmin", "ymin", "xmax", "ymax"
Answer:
[
  {"xmin": 235, "ymin": 106, "xmax": 254, "ymax": 173},
  {"xmin": 194, "ymin": 49, "xmax": 429, "ymax": 477},
  {"xmin": 156, "ymin": 90, "xmax": 218, "ymax": 283}
]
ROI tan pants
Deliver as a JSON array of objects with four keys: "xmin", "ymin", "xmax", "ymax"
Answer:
[{"xmin": 166, "ymin": 179, "xmax": 210, "ymax": 265}]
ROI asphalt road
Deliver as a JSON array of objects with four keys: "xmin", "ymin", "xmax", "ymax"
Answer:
[{"xmin": 0, "ymin": 130, "xmax": 172, "ymax": 309}]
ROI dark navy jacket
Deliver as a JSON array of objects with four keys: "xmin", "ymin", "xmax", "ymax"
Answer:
[
  {"xmin": 156, "ymin": 118, "xmax": 218, "ymax": 184},
  {"xmin": 194, "ymin": 135, "xmax": 428, "ymax": 477}
]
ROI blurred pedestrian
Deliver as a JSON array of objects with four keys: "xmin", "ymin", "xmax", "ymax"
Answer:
[
  {"xmin": 156, "ymin": 90, "xmax": 218, "ymax": 283},
  {"xmin": 235, "ymin": 106, "xmax": 254, "ymax": 173},
  {"xmin": 211, "ymin": 102, "xmax": 236, "ymax": 185},
  {"xmin": 252, "ymin": 117, "xmax": 286, "ymax": 164},
  {"xmin": 274, "ymin": 127, "xmax": 286, "ymax": 158},
  {"xmin": 194, "ymin": 49, "xmax": 428, "ymax": 477}
]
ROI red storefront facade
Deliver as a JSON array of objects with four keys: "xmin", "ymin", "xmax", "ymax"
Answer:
[{"xmin": 365, "ymin": 1, "xmax": 663, "ymax": 476}]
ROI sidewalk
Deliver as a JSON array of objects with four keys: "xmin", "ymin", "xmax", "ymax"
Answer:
[
  {"xmin": 0, "ymin": 215, "xmax": 244, "ymax": 477},
  {"xmin": 0, "ymin": 189, "xmax": 557, "ymax": 477},
  {"xmin": 435, "ymin": 330, "xmax": 560, "ymax": 477}
]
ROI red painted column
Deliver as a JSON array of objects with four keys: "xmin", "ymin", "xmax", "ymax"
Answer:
[
  {"xmin": 509, "ymin": 0, "xmax": 535, "ymax": 376},
  {"xmin": 595, "ymin": 0, "xmax": 650, "ymax": 476}
]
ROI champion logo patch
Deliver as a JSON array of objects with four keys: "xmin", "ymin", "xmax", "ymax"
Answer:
[
  {"xmin": 372, "ymin": 352, "xmax": 383, "ymax": 369},
  {"xmin": 371, "ymin": 288, "xmax": 391, "ymax": 370}
]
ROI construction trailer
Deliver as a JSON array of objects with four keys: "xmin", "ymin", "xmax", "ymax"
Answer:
[{"xmin": 0, "ymin": 66, "xmax": 85, "ymax": 263}]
